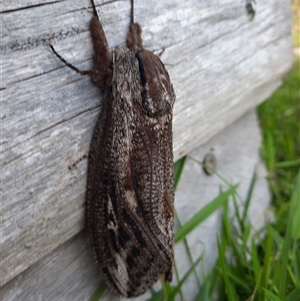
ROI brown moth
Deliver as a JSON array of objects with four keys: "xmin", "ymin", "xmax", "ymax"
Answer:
[{"xmin": 51, "ymin": 0, "xmax": 175, "ymax": 297}]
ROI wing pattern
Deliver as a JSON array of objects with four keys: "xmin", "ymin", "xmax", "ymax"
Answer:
[{"xmin": 86, "ymin": 49, "xmax": 175, "ymax": 297}]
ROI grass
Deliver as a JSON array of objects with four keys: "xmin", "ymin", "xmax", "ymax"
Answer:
[
  {"xmin": 196, "ymin": 58, "xmax": 299, "ymax": 300},
  {"xmin": 257, "ymin": 59, "xmax": 300, "ymax": 235},
  {"xmin": 190, "ymin": 58, "xmax": 300, "ymax": 301}
]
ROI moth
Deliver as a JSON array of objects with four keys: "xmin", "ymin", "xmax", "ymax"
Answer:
[{"xmin": 50, "ymin": 0, "xmax": 175, "ymax": 297}]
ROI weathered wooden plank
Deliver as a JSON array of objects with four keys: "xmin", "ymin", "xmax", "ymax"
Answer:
[
  {"xmin": 1, "ymin": 110, "xmax": 271, "ymax": 301},
  {"xmin": 1, "ymin": 231, "xmax": 105, "ymax": 301},
  {"xmin": 1, "ymin": 0, "xmax": 292, "ymax": 287}
]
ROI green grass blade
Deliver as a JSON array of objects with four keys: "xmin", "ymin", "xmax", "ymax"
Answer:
[
  {"xmin": 169, "ymin": 252, "xmax": 204, "ymax": 299},
  {"xmin": 261, "ymin": 226, "xmax": 273, "ymax": 294},
  {"xmin": 175, "ymin": 185, "xmax": 237, "ymax": 243},
  {"xmin": 173, "ymin": 261, "xmax": 184, "ymax": 301},
  {"xmin": 263, "ymin": 288, "xmax": 282, "ymax": 301},
  {"xmin": 174, "ymin": 157, "xmax": 201, "ymax": 291},
  {"xmin": 90, "ymin": 283, "xmax": 106, "ymax": 301},
  {"xmin": 251, "ymin": 240, "xmax": 261, "ymax": 284},
  {"xmin": 291, "ymin": 169, "xmax": 300, "ymax": 240},
  {"xmin": 285, "ymin": 287, "xmax": 300, "ymax": 301},
  {"xmin": 216, "ymin": 238, "xmax": 238, "ymax": 301},
  {"xmin": 146, "ymin": 290, "xmax": 164, "ymax": 301},
  {"xmin": 174, "ymin": 157, "xmax": 186, "ymax": 189},
  {"xmin": 175, "ymin": 209, "xmax": 202, "ymax": 288},
  {"xmin": 268, "ymin": 226, "xmax": 284, "ymax": 247},
  {"xmin": 194, "ymin": 279, "xmax": 215, "ymax": 301},
  {"xmin": 291, "ymin": 241, "xmax": 300, "ymax": 285},
  {"xmin": 278, "ymin": 179, "xmax": 297, "ymax": 298},
  {"xmin": 242, "ymin": 169, "xmax": 257, "ymax": 226},
  {"xmin": 161, "ymin": 281, "xmax": 174, "ymax": 301},
  {"xmin": 274, "ymin": 160, "xmax": 300, "ymax": 168},
  {"xmin": 287, "ymin": 265, "xmax": 298, "ymax": 288},
  {"xmin": 265, "ymin": 132, "xmax": 276, "ymax": 172},
  {"xmin": 174, "ymin": 157, "xmax": 201, "ymax": 289},
  {"xmin": 221, "ymin": 267, "xmax": 251, "ymax": 291},
  {"xmin": 232, "ymin": 190, "xmax": 243, "ymax": 233},
  {"xmin": 221, "ymin": 196, "xmax": 232, "ymax": 243},
  {"xmin": 147, "ymin": 254, "xmax": 204, "ymax": 301}
]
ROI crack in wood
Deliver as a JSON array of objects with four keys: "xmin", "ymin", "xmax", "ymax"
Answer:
[{"xmin": 1, "ymin": 0, "xmax": 64, "ymax": 14}]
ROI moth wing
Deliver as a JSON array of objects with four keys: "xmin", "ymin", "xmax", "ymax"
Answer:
[{"xmin": 86, "ymin": 50, "xmax": 175, "ymax": 298}]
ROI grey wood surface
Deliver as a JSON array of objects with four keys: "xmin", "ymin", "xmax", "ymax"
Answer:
[
  {"xmin": 1, "ymin": 0, "xmax": 292, "ymax": 288},
  {"xmin": 1, "ymin": 110, "xmax": 272, "ymax": 301}
]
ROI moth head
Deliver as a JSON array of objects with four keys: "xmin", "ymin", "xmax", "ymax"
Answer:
[{"xmin": 135, "ymin": 50, "xmax": 175, "ymax": 118}]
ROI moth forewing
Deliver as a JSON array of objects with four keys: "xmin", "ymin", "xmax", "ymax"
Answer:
[{"xmin": 88, "ymin": 48, "xmax": 175, "ymax": 297}]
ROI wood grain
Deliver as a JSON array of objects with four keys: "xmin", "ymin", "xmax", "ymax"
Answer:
[{"xmin": 1, "ymin": 0, "xmax": 292, "ymax": 287}]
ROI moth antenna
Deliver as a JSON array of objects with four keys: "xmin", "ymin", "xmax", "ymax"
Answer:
[
  {"xmin": 91, "ymin": 0, "xmax": 99, "ymax": 20},
  {"xmin": 130, "ymin": 0, "xmax": 134, "ymax": 24},
  {"xmin": 126, "ymin": 0, "xmax": 143, "ymax": 49}
]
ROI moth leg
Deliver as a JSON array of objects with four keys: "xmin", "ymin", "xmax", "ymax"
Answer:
[
  {"xmin": 49, "ymin": 44, "xmax": 91, "ymax": 76},
  {"xmin": 68, "ymin": 152, "xmax": 89, "ymax": 170},
  {"xmin": 157, "ymin": 47, "xmax": 165, "ymax": 58}
]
